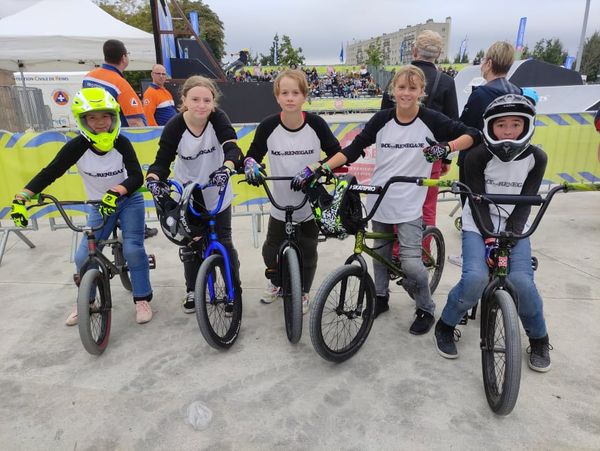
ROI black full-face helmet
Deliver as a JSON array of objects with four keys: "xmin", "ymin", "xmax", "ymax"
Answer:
[
  {"xmin": 482, "ymin": 94, "xmax": 536, "ymax": 162},
  {"xmin": 153, "ymin": 181, "xmax": 207, "ymax": 246}
]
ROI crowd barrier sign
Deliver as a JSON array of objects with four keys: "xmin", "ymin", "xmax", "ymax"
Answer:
[{"xmin": 1, "ymin": 113, "xmax": 599, "ymax": 221}]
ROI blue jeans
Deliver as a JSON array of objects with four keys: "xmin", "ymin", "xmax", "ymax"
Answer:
[
  {"xmin": 75, "ymin": 192, "xmax": 152, "ymax": 302},
  {"xmin": 372, "ymin": 219, "xmax": 435, "ymax": 315},
  {"xmin": 440, "ymin": 231, "xmax": 547, "ymax": 339}
]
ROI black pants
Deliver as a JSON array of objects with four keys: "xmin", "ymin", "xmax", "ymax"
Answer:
[
  {"xmin": 182, "ymin": 206, "xmax": 241, "ymax": 296},
  {"xmin": 262, "ymin": 216, "xmax": 319, "ymax": 293}
]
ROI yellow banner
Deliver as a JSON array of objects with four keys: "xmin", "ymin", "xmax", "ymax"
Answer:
[{"xmin": 1, "ymin": 113, "xmax": 599, "ymax": 219}]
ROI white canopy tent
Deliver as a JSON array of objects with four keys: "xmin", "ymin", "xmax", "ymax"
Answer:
[{"xmin": 0, "ymin": 0, "xmax": 156, "ymax": 72}]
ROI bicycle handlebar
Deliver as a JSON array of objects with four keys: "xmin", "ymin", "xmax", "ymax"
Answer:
[
  {"xmin": 406, "ymin": 177, "xmax": 599, "ymax": 240},
  {"xmin": 27, "ymin": 193, "xmax": 105, "ymax": 233},
  {"xmin": 255, "ymin": 176, "xmax": 310, "ymax": 212}
]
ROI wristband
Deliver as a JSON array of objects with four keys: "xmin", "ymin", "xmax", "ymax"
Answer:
[
  {"xmin": 18, "ymin": 191, "xmax": 32, "ymax": 201},
  {"xmin": 448, "ymin": 141, "xmax": 457, "ymax": 152},
  {"xmin": 322, "ymin": 162, "xmax": 332, "ymax": 172}
]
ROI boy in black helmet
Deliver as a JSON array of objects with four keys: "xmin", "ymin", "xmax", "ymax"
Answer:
[{"xmin": 434, "ymin": 94, "xmax": 552, "ymax": 372}]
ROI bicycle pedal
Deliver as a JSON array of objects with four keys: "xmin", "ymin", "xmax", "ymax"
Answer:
[{"xmin": 148, "ymin": 254, "xmax": 157, "ymax": 269}]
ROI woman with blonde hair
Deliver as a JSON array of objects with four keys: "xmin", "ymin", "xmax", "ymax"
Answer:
[{"xmin": 146, "ymin": 75, "xmax": 244, "ymax": 313}]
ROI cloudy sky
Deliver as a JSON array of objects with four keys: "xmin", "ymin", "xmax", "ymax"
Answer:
[
  {"xmin": 202, "ymin": 0, "xmax": 600, "ymax": 65},
  {"xmin": 2, "ymin": 0, "xmax": 599, "ymax": 65}
]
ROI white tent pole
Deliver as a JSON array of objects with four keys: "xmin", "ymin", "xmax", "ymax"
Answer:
[{"xmin": 17, "ymin": 59, "xmax": 34, "ymax": 129}]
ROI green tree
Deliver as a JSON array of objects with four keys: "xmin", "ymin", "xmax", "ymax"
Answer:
[
  {"xmin": 95, "ymin": 0, "xmax": 225, "ymax": 62},
  {"xmin": 277, "ymin": 35, "xmax": 305, "ymax": 67},
  {"xmin": 453, "ymin": 51, "xmax": 469, "ymax": 64},
  {"xmin": 581, "ymin": 31, "xmax": 600, "ymax": 82},
  {"xmin": 365, "ymin": 39, "xmax": 383, "ymax": 69},
  {"xmin": 532, "ymin": 38, "xmax": 567, "ymax": 65},
  {"xmin": 521, "ymin": 45, "xmax": 530, "ymax": 59}
]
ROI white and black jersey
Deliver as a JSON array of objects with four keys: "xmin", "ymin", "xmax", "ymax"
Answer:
[
  {"xmin": 25, "ymin": 135, "xmax": 143, "ymax": 200},
  {"xmin": 342, "ymin": 107, "xmax": 480, "ymax": 223},
  {"xmin": 461, "ymin": 144, "xmax": 547, "ymax": 236},
  {"xmin": 246, "ymin": 112, "xmax": 341, "ymax": 222},
  {"xmin": 148, "ymin": 109, "xmax": 243, "ymax": 213}
]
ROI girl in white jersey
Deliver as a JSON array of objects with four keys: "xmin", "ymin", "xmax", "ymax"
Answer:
[
  {"xmin": 244, "ymin": 69, "xmax": 341, "ymax": 313},
  {"xmin": 146, "ymin": 75, "xmax": 243, "ymax": 313},
  {"xmin": 10, "ymin": 88, "xmax": 154, "ymax": 326},
  {"xmin": 293, "ymin": 65, "xmax": 480, "ymax": 335}
]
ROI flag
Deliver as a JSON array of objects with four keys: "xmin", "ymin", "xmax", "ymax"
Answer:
[
  {"xmin": 459, "ymin": 36, "xmax": 468, "ymax": 62},
  {"xmin": 274, "ymin": 43, "xmax": 278, "ymax": 65},
  {"xmin": 339, "ymin": 43, "xmax": 344, "ymax": 63},
  {"xmin": 515, "ymin": 17, "xmax": 527, "ymax": 51}
]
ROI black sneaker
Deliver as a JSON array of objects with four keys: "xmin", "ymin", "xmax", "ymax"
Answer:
[
  {"xmin": 409, "ymin": 308, "xmax": 434, "ymax": 335},
  {"xmin": 527, "ymin": 335, "xmax": 552, "ymax": 372},
  {"xmin": 434, "ymin": 319, "xmax": 460, "ymax": 359},
  {"xmin": 182, "ymin": 292, "xmax": 195, "ymax": 314},
  {"xmin": 144, "ymin": 225, "xmax": 159, "ymax": 239},
  {"xmin": 373, "ymin": 295, "xmax": 389, "ymax": 319}
]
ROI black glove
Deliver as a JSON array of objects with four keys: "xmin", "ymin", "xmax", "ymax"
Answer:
[
  {"xmin": 423, "ymin": 137, "xmax": 451, "ymax": 163},
  {"xmin": 209, "ymin": 165, "xmax": 236, "ymax": 187},
  {"xmin": 146, "ymin": 178, "xmax": 170, "ymax": 199},
  {"xmin": 99, "ymin": 190, "xmax": 120, "ymax": 218}
]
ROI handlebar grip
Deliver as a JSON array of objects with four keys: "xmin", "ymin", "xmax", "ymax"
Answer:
[{"xmin": 481, "ymin": 194, "xmax": 544, "ymax": 206}]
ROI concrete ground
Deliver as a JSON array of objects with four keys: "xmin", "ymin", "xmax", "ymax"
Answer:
[{"xmin": 0, "ymin": 192, "xmax": 599, "ymax": 450}]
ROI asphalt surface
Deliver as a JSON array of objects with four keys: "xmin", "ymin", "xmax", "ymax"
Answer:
[{"xmin": 0, "ymin": 192, "xmax": 599, "ymax": 450}]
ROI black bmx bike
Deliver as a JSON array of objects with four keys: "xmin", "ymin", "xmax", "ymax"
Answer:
[
  {"xmin": 252, "ymin": 176, "xmax": 311, "ymax": 344},
  {"xmin": 27, "ymin": 193, "xmax": 156, "ymax": 355},
  {"xmin": 403, "ymin": 176, "xmax": 599, "ymax": 415}
]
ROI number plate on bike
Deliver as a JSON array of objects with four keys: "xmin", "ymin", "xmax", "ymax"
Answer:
[{"xmin": 498, "ymin": 256, "xmax": 508, "ymax": 268}]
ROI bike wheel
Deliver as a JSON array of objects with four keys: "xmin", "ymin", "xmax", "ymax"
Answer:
[
  {"xmin": 309, "ymin": 265, "xmax": 375, "ymax": 362},
  {"xmin": 113, "ymin": 243, "xmax": 132, "ymax": 292},
  {"xmin": 421, "ymin": 226, "xmax": 445, "ymax": 295},
  {"xmin": 481, "ymin": 289, "xmax": 522, "ymax": 416},
  {"xmin": 281, "ymin": 247, "xmax": 302, "ymax": 344},
  {"xmin": 77, "ymin": 269, "xmax": 111, "ymax": 355},
  {"xmin": 195, "ymin": 254, "xmax": 242, "ymax": 350}
]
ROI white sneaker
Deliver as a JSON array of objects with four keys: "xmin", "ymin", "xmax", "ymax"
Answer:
[
  {"xmin": 302, "ymin": 293, "xmax": 310, "ymax": 315},
  {"xmin": 65, "ymin": 304, "xmax": 78, "ymax": 326},
  {"xmin": 135, "ymin": 300, "xmax": 153, "ymax": 324},
  {"xmin": 182, "ymin": 291, "xmax": 195, "ymax": 314},
  {"xmin": 448, "ymin": 255, "xmax": 463, "ymax": 267},
  {"xmin": 260, "ymin": 282, "xmax": 282, "ymax": 304}
]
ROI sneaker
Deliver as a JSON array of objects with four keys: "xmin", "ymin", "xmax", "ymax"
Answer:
[
  {"xmin": 144, "ymin": 225, "xmax": 158, "ymax": 239},
  {"xmin": 434, "ymin": 319, "xmax": 461, "ymax": 359},
  {"xmin": 527, "ymin": 335, "xmax": 553, "ymax": 372},
  {"xmin": 409, "ymin": 308, "xmax": 435, "ymax": 335},
  {"xmin": 135, "ymin": 300, "xmax": 153, "ymax": 324},
  {"xmin": 373, "ymin": 295, "xmax": 389, "ymax": 319},
  {"xmin": 448, "ymin": 255, "xmax": 463, "ymax": 267},
  {"xmin": 182, "ymin": 291, "xmax": 195, "ymax": 314},
  {"xmin": 302, "ymin": 293, "xmax": 310, "ymax": 315},
  {"xmin": 65, "ymin": 304, "xmax": 78, "ymax": 326},
  {"xmin": 260, "ymin": 282, "xmax": 282, "ymax": 304}
]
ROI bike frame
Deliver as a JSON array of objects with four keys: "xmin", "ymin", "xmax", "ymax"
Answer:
[
  {"xmin": 175, "ymin": 180, "xmax": 236, "ymax": 304},
  {"xmin": 259, "ymin": 176, "xmax": 310, "ymax": 292}
]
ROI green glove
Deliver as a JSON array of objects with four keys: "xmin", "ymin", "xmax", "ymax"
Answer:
[
  {"xmin": 10, "ymin": 199, "xmax": 29, "ymax": 228},
  {"xmin": 99, "ymin": 190, "xmax": 120, "ymax": 218}
]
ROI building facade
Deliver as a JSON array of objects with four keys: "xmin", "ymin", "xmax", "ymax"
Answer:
[{"xmin": 346, "ymin": 17, "xmax": 452, "ymax": 66}]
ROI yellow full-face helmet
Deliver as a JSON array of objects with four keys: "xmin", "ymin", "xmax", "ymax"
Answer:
[{"xmin": 71, "ymin": 88, "xmax": 120, "ymax": 152}]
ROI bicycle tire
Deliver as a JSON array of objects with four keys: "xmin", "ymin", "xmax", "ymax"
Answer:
[
  {"xmin": 195, "ymin": 254, "xmax": 242, "ymax": 350},
  {"xmin": 281, "ymin": 247, "xmax": 302, "ymax": 344},
  {"xmin": 77, "ymin": 268, "xmax": 111, "ymax": 355},
  {"xmin": 309, "ymin": 265, "xmax": 375, "ymax": 362},
  {"xmin": 422, "ymin": 226, "xmax": 445, "ymax": 295},
  {"xmin": 481, "ymin": 289, "xmax": 522, "ymax": 416},
  {"xmin": 113, "ymin": 242, "xmax": 132, "ymax": 292}
]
